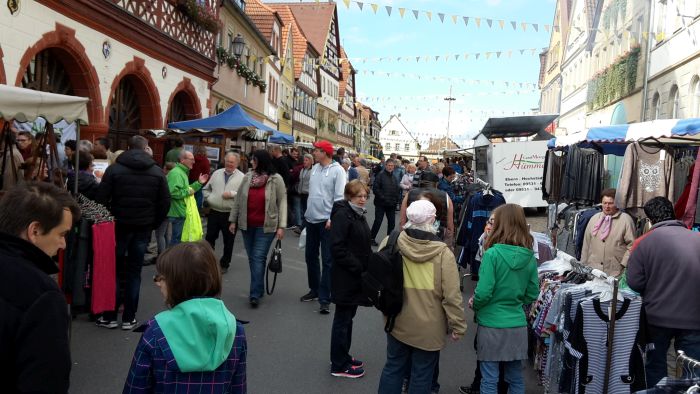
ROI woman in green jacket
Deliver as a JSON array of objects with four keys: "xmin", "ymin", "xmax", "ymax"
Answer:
[{"xmin": 473, "ymin": 204, "xmax": 539, "ymax": 394}]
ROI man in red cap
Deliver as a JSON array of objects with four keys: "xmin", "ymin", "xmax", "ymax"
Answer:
[{"xmin": 301, "ymin": 140, "xmax": 346, "ymax": 315}]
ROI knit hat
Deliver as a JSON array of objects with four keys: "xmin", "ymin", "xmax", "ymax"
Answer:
[
  {"xmin": 405, "ymin": 200, "xmax": 436, "ymax": 227},
  {"xmin": 313, "ymin": 140, "xmax": 334, "ymax": 157}
]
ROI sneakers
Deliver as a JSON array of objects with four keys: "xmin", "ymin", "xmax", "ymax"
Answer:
[
  {"xmin": 319, "ymin": 303, "xmax": 330, "ymax": 314},
  {"xmin": 331, "ymin": 366, "xmax": 365, "ymax": 378},
  {"xmin": 250, "ymin": 298, "xmax": 259, "ymax": 308},
  {"xmin": 300, "ymin": 292, "xmax": 318, "ymax": 302},
  {"xmin": 293, "ymin": 227, "xmax": 302, "ymax": 235},
  {"xmin": 95, "ymin": 317, "xmax": 118, "ymax": 329},
  {"xmin": 122, "ymin": 319, "xmax": 138, "ymax": 331},
  {"xmin": 221, "ymin": 266, "xmax": 229, "ymax": 274},
  {"xmin": 350, "ymin": 358, "xmax": 364, "ymax": 368},
  {"xmin": 458, "ymin": 386, "xmax": 479, "ymax": 394}
]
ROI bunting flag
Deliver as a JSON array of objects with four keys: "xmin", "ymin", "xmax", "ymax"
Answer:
[
  {"xmin": 412, "ymin": 9, "xmax": 419, "ymax": 19},
  {"xmin": 357, "ymin": 1, "xmax": 363, "ymax": 10},
  {"xmin": 342, "ymin": 0, "xmax": 350, "ymax": 7},
  {"xmin": 452, "ymin": 15, "xmax": 458, "ymax": 24},
  {"xmin": 426, "ymin": 11, "xmax": 432, "ymax": 21},
  {"xmin": 487, "ymin": 19, "xmax": 493, "ymax": 28},
  {"xmin": 352, "ymin": 73, "xmax": 538, "ymax": 88},
  {"xmin": 498, "ymin": 20, "xmax": 505, "ymax": 29},
  {"xmin": 370, "ymin": 3, "xmax": 378, "ymax": 13},
  {"xmin": 399, "ymin": 7, "xmax": 406, "ymax": 18},
  {"xmin": 385, "ymin": 6, "xmax": 392, "ymax": 16},
  {"xmin": 463, "ymin": 16, "xmax": 469, "ymax": 27},
  {"xmin": 320, "ymin": 47, "xmax": 543, "ymax": 67},
  {"xmin": 438, "ymin": 13, "xmax": 445, "ymax": 23},
  {"xmin": 511, "ymin": 21, "xmax": 517, "ymax": 30},
  {"xmin": 475, "ymin": 18, "xmax": 481, "ymax": 28}
]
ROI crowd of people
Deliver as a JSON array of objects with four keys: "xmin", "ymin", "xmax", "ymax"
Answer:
[{"xmin": 3, "ymin": 130, "xmax": 698, "ymax": 394}]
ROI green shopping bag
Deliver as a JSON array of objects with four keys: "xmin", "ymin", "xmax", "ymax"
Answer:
[{"xmin": 181, "ymin": 195, "xmax": 203, "ymax": 242}]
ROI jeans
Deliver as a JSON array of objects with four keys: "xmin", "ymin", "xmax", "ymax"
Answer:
[
  {"xmin": 330, "ymin": 304, "xmax": 358, "ymax": 372},
  {"xmin": 480, "ymin": 360, "xmax": 524, "ymax": 394},
  {"xmin": 241, "ymin": 227, "xmax": 276, "ymax": 300},
  {"xmin": 194, "ymin": 189, "xmax": 204, "ymax": 208},
  {"xmin": 293, "ymin": 194, "xmax": 308, "ymax": 228},
  {"xmin": 104, "ymin": 226, "xmax": 150, "ymax": 322},
  {"xmin": 646, "ymin": 325, "xmax": 700, "ymax": 388},
  {"xmin": 155, "ymin": 219, "xmax": 169, "ymax": 254},
  {"xmin": 206, "ymin": 210, "xmax": 235, "ymax": 267},
  {"xmin": 378, "ymin": 334, "xmax": 439, "ymax": 394},
  {"xmin": 168, "ymin": 217, "xmax": 185, "ymax": 246},
  {"xmin": 304, "ymin": 220, "xmax": 333, "ymax": 305},
  {"xmin": 371, "ymin": 204, "xmax": 396, "ymax": 241}
]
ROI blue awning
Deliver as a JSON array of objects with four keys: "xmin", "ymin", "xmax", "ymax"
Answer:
[
  {"xmin": 167, "ymin": 104, "xmax": 278, "ymax": 135},
  {"xmin": 268, "ymin": 130, "xmax": 294, "ymax": 144}
]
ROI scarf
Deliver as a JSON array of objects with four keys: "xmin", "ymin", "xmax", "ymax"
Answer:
[
  {"xmin": 250, "ymin": 172, "xmax": 269, "ymax": 189},
  {"xmin": 349, "ymin": 202, "xmax": 367, "ymax": 217},
  {"xmin": 591, "ymin": 214, "xmax": 613, "ymax": 241}
]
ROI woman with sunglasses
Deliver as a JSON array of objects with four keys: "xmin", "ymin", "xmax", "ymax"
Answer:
[
  {"xmin": 123, "ymin": 241, "xmax": 246, "ymax": 393},
  {"xmin": 472, "ymin": 204, "xmax": 539, "ymax": 394},
  {"xmin": 328, "ymin": 180, "xmax": 373, "ymax": 378},
  {"xmin": 229, "ymin": 149, "xmax": 286, "ymax": 308}
]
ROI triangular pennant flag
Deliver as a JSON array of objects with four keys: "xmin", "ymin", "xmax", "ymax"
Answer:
[
  {"xmin": 435, "ymin": 55, "xmax": 440, "ymax": 61},
  {"xmin": 475, "ymin": 18, "xmax": 481, "ymax": 28},
  {"xmin": 530, "ymin": 48, "xmax": 536, "ymax": 55},
  {"xmin": 496, "ymin": 51, "xmax": 502, "ymax": 58},
  {"xmin": 370, "ymin": 3, "xmax": 378, "ymax": 13},
  {"xmin": 511, "ymin": 21, "xmax": 517, "ymax": 30},
  {"xmin": 507, "ymin": 50, "xmax": 512, "ymax": 58},
  {"xmin": 445, "ymin": 54, "xmax": 450, "ymax": 62},
  {"xmin": 485, "ymin": 52, "xmax": 491, "ymax": 59},
  {"xmin": 519, "ymin": 49, "xmax": 525, "ymax": 55},
  {"xmin": 545, "ymin": 24, "xmax": 550, "ymax": 33},
  {"xmin": 521, "ymin": 22, "xmax": 528, "ymax": 31},
  {"xmin": 656, "ymin": 32, "xmax": 665, "ymax": 41},
  {"xmin": 426, "ymin": 11, "xmax": 432, "ymax": 21},
  {"xmin": 455, "ymin": 54, "xmax": 460, "ymax": 61},
  {"xmin": 416, "ymin": 56, "xmax": 420, "ymax": 62},
  {"xmin": 385, "ymin": 6, "xmax": 392, "ymax": 16},
  {"xmin": 498, "ymin": 20, "xmax": 505, "ymax": 29},
  {"xmin": 412, "ymin": 9, "xmax": 419, "ymax": 19},
  {"xmin": 464, "ymin": 53, "xmax": 469, "ymax": 60},
  {"xmin": 487, "ymin": 19, "xmax": 493, "ymax": 28},
  {"xmin": 642, "ymin": 31, "xmax": 649, "ymax": 41},
  {"xmin": 438, "ymin": 13, "xmax": 445, "ymax": 23},
  {"xmin": 357, "ymin": 1, "xmax": 364, "ymax": 10},
  {"xmin": 533, "ymin": 23, "xmax": 539, "ymax": 32},
  {"xmin": 452, "ymin": 15, "xmax": 458, "ymax": 24},
  {"xmin": 463, "ymin": 16, "xmax": 469, "ymax": 26},
  {"xmin": 342, "ymin": 0, "xmax": 350, "ymax": 7},
  {"xmin": 399, "ymin": 7, "xmax": 406, "ymax": 18}
]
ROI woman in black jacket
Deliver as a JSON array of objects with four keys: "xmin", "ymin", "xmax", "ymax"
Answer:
[{"xmin": 329, "ymin": 180, "xmax": 372, "ymax": 379}]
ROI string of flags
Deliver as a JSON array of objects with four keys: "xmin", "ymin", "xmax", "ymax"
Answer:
[
  {"xmin": 358, "ymin": 90, "xmax": 539, "ymax": 102},
  {"xmin": 344, "ymin": 47, "xmax": 545, "ymax": 64},
  {"xmin": 355, "ymin": 74, "xmax": 538, "ymax": 89},
  {"xmin": 337, "ymin": 0, "xmax": 552, "ymax": 33}
]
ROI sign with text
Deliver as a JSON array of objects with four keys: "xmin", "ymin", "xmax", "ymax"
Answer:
[{"xmin": 489, "ymin": 140, "xmax": 548, "ymax": 208}]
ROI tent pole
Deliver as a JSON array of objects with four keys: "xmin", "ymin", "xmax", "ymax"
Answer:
[{"xmin": 73, "ymin": 124, "xmax": 80, "ymax": 195}]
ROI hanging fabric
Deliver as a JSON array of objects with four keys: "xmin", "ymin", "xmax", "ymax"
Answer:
[{"xmin": 91, "ymin": 221, "xmax": 116, "ymax": 315}]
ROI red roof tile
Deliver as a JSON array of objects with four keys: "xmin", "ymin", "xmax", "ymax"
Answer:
[
  {"xmin": 245, "ymin": 0, "xmax": 276, "ymax": 42},
  {"xmin": 270, "ymin": 2, "xmax": 335, "ymax": 55},
  {"xmin": 268, "ymin": 4, "xmax": 315, "ymax": 80}
]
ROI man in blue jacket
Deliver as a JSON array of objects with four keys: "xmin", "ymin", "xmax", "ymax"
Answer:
[{"xmin": 627, "ymin": 197, "xmax": 700, "ymax": 387}]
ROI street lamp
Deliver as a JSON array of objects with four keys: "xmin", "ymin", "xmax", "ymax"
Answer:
[
  {"xmin": 444, "ymin": 85, "xmax": 456, "ymax": 152},
  {"xmin": 232, "ymin": 34, "xmax": 246, "ymax": 58}
]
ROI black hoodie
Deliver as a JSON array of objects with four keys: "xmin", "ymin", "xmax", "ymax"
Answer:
[
  {"xmin": 96, "ymin": 149, "xmax": 170, "ymax": 230},
  {"xmin": 0, "ymin": 233, "xmax": 71, "ymax": 393},
  {"xmin": 330, "ymin": 200, "xmax": 372, "ymax": 306}
]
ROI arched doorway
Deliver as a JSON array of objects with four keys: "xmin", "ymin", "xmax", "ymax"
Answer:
[
  {"xmin": 167, "ymin": 91, "xmax": 198, "ymax": 123},
  {"xmin": 22, "ymin": 48, "xmax": 75, "ymax": 95},
  {"xmin": 108, "ymin": 73, "xmax": 160, "ymax": 151}
]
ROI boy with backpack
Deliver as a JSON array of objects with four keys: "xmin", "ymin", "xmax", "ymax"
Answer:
[{"xmin": 375, "ymin": 200, "xmax": 467, "ymax": 394}]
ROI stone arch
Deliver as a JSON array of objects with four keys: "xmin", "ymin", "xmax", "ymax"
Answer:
[
  {"xmin": 15, "ymin": 23, "xmax": 104, "ymax": 136},
  {"xmin": 106, "ymin": 57, "xmax": 162, "ymax": 131},
  {"xmin": 165, "ymin": 78, "xmax": 202, "ymax": 126}
]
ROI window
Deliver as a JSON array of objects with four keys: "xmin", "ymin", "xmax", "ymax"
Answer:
[
  {"xmin": 652, "ymin": 93, "xmax": 661, "ymax": 120},
  {"xmin": 670, "ymin": 85, "xmax": 680, "ymax": 118},
  {"xmin": 692, "ymin": 76, "xmax": 700, "ymax": 117},
  {"xmin": 227, "ymin": 32, "xmax": 234, "ymax": 53},
  {"xmin": 405, "ymin": 143, "xmax": 410, "ymax": 151}
]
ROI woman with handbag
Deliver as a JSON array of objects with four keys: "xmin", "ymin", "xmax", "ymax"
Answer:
[
  {"xmin": 229, "ymin": 150, "xmax": 286, "ymax": 308},
  {"xmin": 122, "ymin": 241, "xmax": 247, "ymax": 393},
  {"xmin": 328, "ymin": 180, "xmax": 372, "ymax": 378}
]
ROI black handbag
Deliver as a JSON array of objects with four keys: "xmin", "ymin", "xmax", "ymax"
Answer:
[{"xmin": 266, "ymin": 239, "xmax": 282, "ymax": 295}]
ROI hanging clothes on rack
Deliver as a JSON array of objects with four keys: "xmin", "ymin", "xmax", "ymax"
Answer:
[
  {"xmin": 456, "ymin": 186, "xmax": 505, "ymax": 275},
  {"xmin": 542, "ymin": 149, "xmax": 567, "ymax": 203},
  {"xmin": 561, "ymin": 145, "xmax": 605, "ymax": 205},
  {"xmin": 616, "ymin": 142, "xmax": 675, "ymax": 211}
]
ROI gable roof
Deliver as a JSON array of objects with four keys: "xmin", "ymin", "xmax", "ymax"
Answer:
[
  {"xmin": 339, "ymin": 46, "xmax": 354, "ymax": 99},
  {"xmin": 273, "ymin": 2, "xmax": 336, "ymax": 54},
  {"xmin": 245, "ymin": 0, "xmax": 282, "ymax": 43}
]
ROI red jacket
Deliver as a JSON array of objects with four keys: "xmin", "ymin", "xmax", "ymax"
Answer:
[{"xmin": 189, "ymin": 154, "xmax": 211, "ymax": 184}]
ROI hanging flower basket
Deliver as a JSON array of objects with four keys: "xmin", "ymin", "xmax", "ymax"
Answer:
[{"xmin": 176, "ymin": 0, "xmax": 220, "ymax": 34}]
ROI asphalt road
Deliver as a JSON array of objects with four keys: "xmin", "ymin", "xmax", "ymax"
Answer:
[{"xmin": 69, "ymin": 197, "xmax": 547, "ymax": 393}]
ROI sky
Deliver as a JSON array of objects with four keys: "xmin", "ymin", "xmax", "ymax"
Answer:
[{"xmin": 333, "ymin": 0, "xmax": 556, "ymax": 147}]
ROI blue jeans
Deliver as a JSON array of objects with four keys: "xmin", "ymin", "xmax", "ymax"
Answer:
[
  {"xmin": 646, "ymin": 325, "xmax": 700, "ymax": 388},
  {"xmin": 304, "ymin": 220, "xmax": 332, "ymax": 305},
  {"xmin": 378, "ymin": 334, "xmax": 439, "ymax": 394},
  {"xmin": 168, "ymin": 217, "xmax": 185, "ymax": 246},
  {"xmin": 104, "ymin": 226, "xmax": 150, "ymax": 322},
  {"xmin": 241, "ymin": 227, "xmax": 276, "ymax": 300},
  {"xmin": 194, "ymin": 189, "xmax": 204, "ymax": 208},
  {"xmin": 293, "ymin": 194, "xmax": 308, "ymax": 228},
  {"xmin": 330, "ymin": 304, "xmax": 358, "ymax": 372},
  {"xmin": 481, "ymin": 360, "xmax": 524, "ymax": 394}
]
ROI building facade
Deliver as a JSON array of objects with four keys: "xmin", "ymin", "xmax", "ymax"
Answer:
[
  {"xmin": 337, "ymin": 47, "xmax": 356, "ymax": 152},
  {"xmin": 379, "ymin": 115, "xmax": 421, "ymax": 162},
  {"xmin": 1, "ymin": 0, "xmax": 217, "ymax": 156}
]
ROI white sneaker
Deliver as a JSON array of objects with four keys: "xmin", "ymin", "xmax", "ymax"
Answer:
[
  {"xmin": 122, "ymin": 319, "xmax": 138, "ymax": 330},
  {"xmin": 95, "ymin": 317, "xmax": 118, "ymax": 329}
]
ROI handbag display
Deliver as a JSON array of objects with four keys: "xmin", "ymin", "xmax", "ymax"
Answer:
[{"xmin": 266, "ymin": 239, "xmax": 282, "ymax": 295}]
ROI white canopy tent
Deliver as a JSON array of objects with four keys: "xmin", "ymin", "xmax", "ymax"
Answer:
[{"xmin": 0, "ymin": 84, "xmax": 90, "ymax": 193}]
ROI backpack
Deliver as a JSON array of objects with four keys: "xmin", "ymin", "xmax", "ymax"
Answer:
[{"xmin": 361, "ymin": 230, "xmax": 404, "ymax": 333}]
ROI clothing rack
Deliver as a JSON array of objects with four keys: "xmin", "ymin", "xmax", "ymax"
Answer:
[{"xmin": 76, "ymin": 194, "xmax": 113, "ymax": 223}]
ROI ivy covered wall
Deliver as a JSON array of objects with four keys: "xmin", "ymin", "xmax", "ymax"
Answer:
[{"xmin": 586, "ymin": 46, "xmax": 640, "ymax": 111}]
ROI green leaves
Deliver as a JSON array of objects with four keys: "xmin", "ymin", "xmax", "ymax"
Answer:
[{"xmin": 586, "ymin": 46, "xmax": 640, "ymax": 111}]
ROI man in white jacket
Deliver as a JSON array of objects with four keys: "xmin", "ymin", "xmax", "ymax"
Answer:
[{"xmin": 203, "ymin": 152, "xmax": 244, "ymax": 273}]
